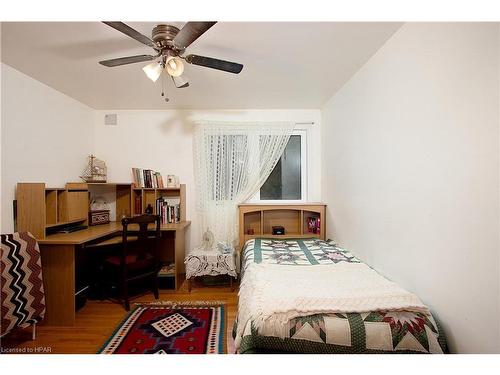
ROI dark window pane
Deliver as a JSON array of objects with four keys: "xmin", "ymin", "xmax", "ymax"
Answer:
[{"xmin": 260, "ymin": 135, "xmax": 301, "ymax": 200}]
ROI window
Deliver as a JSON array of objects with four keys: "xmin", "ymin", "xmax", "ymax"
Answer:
[{"xmin": 258, "ymin": 131, "xmax": 307, "ymax": 201}]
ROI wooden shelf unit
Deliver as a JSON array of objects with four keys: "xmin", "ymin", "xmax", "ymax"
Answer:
[
  {"xmin": 16, "ymin": 183, "xmax": 89, "ymax": 238},
  {"xmin": 17, "ymin": 183, "xmax": 187, "ymax": 236},
  {"xmin": 16, "ymin": 182, "xmax": 138, "ymax": 239},
  {"xmin": 238, "ymin": 203, "xmax": 326, "ymax": 249},
  {"xmin": 131, "ymin": 184, "xmax": 186, "ymax": 222},
  {"xmin": 86, "ymin": 183, "xmax": 134, "ymax": 221}
]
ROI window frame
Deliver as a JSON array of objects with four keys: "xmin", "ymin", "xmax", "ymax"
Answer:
[{"xmin": 251, "ymin": 129, "xmax": 308, "ymax": 203}]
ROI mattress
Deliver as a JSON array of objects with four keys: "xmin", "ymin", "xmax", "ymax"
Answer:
[{"xmin": 234, "ymin": 238, "xmax": 448, "ymax": 354}]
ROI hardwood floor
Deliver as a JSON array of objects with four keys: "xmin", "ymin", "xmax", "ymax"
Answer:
[{"xmin": 0, "ymin": 279, "xmax": 238, "ymax": 354}]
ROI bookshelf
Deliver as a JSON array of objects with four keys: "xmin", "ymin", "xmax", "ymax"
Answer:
[
  {"xmin": 238, "ymin": 203, "xmax": 326, "ymax": 249},
  {"xmin": 15, "ymin": 182, "xmax": 186, "ymax": 238},
  {"xmin": 132, "ymin": 185, "xmax": 186, "ymax": 222}
]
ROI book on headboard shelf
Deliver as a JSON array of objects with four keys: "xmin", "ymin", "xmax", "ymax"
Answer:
[{"xmin": 132, "ymin": 168, "xmax": 165, "ymax": 189}]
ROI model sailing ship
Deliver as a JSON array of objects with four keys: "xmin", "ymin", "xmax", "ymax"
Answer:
[{"xmin": 80, "ymin": 155, "xmax": 107, "ymax": 183}]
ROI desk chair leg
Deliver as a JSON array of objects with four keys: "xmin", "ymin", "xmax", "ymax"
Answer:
[
  {"xmin": 123, "ymin": 282, "xmax": 130, "ymax": 311},
  {"xmin": 153, "ymin": 275, "xmax": 159, "ymax": 300},
  {"xmin": 31, "ymin": 322, "xmax": 36, "ymax": 340},
  {"xmin": 188, "ymin": 278, "xmax": 192, "ymax": 293},
  {"xmin": 230, "ymin": 277, "xmax": 233, "ymax": 292}
]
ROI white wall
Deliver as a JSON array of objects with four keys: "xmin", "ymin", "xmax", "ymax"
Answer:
[
  {"xmin": 0, "ymin": 60, "xmax": 321, "ymax": 251},
  {"xmin": 498, "ymin": 24, "xmax": 500, "ymax": 352},
  {"xmin": 321, "ymin": 23, "xmax": 500, "ymax": 353},
  {"xmin": 93, "ymin": 109, "xmax": 321, "ymax": 252},
  {"xmin": 1, "ymin": 63, "xmax": 94, "ymax": 232}
]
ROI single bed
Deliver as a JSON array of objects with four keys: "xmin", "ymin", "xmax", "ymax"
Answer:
[{"xmin": 233, "ymin": 238, "xmax": 447, "ymax": 354}]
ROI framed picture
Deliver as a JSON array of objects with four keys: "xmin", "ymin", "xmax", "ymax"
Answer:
[
  {"xmin": 166, "ymin": 175, "xmax": 179, "ymax": 187},
  {"xmin": 307, "ymin": 217, "xmax": 320, "ymax": 234}
]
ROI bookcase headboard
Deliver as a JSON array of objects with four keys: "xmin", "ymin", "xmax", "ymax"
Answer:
[{"xmin": 238, "ymin": 203, "xmax": 326, "ymax": 250}]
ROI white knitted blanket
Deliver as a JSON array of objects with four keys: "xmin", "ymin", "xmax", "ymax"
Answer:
[{"xmin": 235, "ymin": 262, "xmax": 429, "ymax": 348}]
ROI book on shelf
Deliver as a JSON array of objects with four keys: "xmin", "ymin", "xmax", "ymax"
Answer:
[
  {"xmin": 134, "ymin": 194, "xmax": 142, "ymax": 215},
  {"xmin": 156, "ymin": 196, "xmax": 181, "ymax": 224},
  {"xmin": 148, "ymin": 170, "xmax": 157, "ymax": 189},
  {"xmin": 144, "ymin": 169, "xmax": 151, "ymax": 188},
  {"xmin": 131, "ymin": 168, "xmax": 165, "ymax": 189},
  {"xmin": 141, "ymin": 169, "xmax": 147, "ymax": 188},
  {"xmin": 154, "ymin": 172, "xmax": 164, "ymax": 188}
]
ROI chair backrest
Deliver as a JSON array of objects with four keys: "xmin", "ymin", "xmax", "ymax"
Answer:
[
  {"xmin": 120, "ymin": 214, "xmax": 161, "ymax": 268},
  {"xmin": 1, "ymin": 232, "xmax": 45, "ymax": 336}
]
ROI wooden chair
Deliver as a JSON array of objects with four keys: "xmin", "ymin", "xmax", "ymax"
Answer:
[{"xmin": 103, "ymin": 214, "xmax": 162, "ymax": 311}]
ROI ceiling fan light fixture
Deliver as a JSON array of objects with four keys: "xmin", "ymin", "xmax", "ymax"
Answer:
[
  {"xmin": 166, "ymin": 56, "xmax": 184, "ymax": 77},
  {"xmin": 172, "ymin": 75, "xmax": 189, "ymax": 88},
  {"xmin": 142, "ymin": 62, "xmax": 163, "ymax": 82},
  {"xmin": 100, "ymin": 21, "xmax": 244, "ymax": 100}
]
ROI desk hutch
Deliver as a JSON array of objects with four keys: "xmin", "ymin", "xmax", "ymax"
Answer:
[{"xmin": 15, "ymin": 182, "xmax": 190, "ymax": 326}]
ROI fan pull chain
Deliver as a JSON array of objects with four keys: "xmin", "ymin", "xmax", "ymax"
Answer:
[{"xmin": 161, "ymin": 69, "xmax": 169, "ymax": 103}]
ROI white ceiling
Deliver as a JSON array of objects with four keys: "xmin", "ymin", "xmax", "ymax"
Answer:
[{"xmin": 1, "ymin": 22, "xmax": 401, "ymax": 109}]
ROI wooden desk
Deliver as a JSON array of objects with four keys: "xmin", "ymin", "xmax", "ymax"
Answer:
[{"xmin": 38, "ymin": 221, "xmax": 190, "ymax": 326}]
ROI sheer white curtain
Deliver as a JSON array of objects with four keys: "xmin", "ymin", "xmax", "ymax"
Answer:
[{"xmin": 193, "ymin": 121, "xmax": 294, "ymax": 250}]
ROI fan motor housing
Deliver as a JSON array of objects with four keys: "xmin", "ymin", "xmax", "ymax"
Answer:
[{"xmin": 152, "ymin": 24, "xmax": 180, "ymax": 48}]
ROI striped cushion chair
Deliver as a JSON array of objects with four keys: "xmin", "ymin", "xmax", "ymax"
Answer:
[{"xmin": 1, "ymin": 232, "xmax": 45, "ymax": 339}]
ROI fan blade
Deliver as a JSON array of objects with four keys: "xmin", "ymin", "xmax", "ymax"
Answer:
[
  {"xmin": 173, "ymin": 22, "xmax": 217, "ymax": 49},
  {"xmin": 103, "ymin": 21, "xmax": 156, "ymax": 48},
  {"xmin": 185, "ymin": 54, "xmax": 243, "ymax": 74},
  {"xmin": 99, "ymin": 54, "xmax": 156, "ymax": 67}
]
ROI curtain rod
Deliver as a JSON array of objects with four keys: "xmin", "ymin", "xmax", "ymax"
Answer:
[{"xmin": 195, "ymin": 121, "xmax": 315, "ymax": 126}]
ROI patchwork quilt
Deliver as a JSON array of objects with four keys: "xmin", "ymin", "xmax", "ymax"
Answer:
[{"xmin": 234, "ymin": 238, "xmax": 448, "ymax": 354}]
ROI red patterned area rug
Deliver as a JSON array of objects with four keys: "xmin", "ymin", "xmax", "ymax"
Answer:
[{"xmin": 99, "ymin": 301, "xmax": 225, "ymax": 354}]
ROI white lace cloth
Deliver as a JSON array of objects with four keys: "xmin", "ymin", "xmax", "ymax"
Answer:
[
  {"xmin": 235, "ymin": 262, "xmax": 429, "ymax": 349},
  {"xmin": 185, "ymin": 250, "xmax": 237, "ymax": 279}
]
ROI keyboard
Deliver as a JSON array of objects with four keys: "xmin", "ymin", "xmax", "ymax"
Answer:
[{"xmin": 57, "ymin": 225, "xmax": 89, "ymax": 233}]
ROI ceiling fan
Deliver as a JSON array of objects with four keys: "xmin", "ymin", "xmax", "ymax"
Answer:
[{"xmin": 99, "ymin": 21, "xmax": 244, "ymax": 92}]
